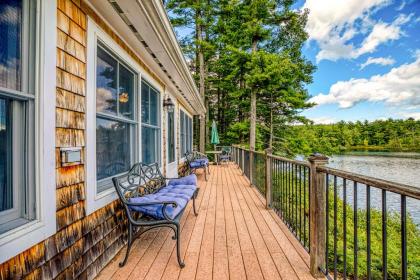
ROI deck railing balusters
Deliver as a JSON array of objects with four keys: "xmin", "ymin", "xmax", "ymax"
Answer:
[
  {"xmin": 382, "ymin": 190, "xmax": 387, "ymax": 280},
  {"xmin": 333, "ymin": 176, "xmax": 338, "ymax": 280},
  {"xmin": 231, "ymin": 145, "xmax": 420, "ymax": 280},
  {"xmin": 354, "ymin": 181, "xmax": 358, "ymax": 280},
  {"xmin": 326, "ymin": 174, "xmax": 330, "ymax": 274},
  {"xmin": 367, "ymin": 185, "xmax": 371, "ymax": 280},
  {"xmin": 293, "ymin": 165, "xmax": 299, "ymax": 236},
  {"xmin": 343, "ymin": 179, "xmax": 347, "ymax": 280},
  {"xmin": 401, "ymin": 195, "xmax": 407, "ymax": 280},
  {"xmin": 299, "ymin": 165, "xmax": 302, "ymax": 243}
]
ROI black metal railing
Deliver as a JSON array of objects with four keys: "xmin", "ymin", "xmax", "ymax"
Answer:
[
  {"xmin": 231, "ymin": 145, "xmax": 420, "ymax": 280},
  {"xmin": 251, "ymin": 151, "xmax": 266, "ymax": 196},
  {"xmin": 317, "ymin": 166, "xmax": 420, "ymax": 280},
  {"xmin": 243, "ymin": 149, "xmax": 250, "ymax": 179},
  {"xmin": 271, "ymin": 155, "xmax": 310, "ymax": 251}
]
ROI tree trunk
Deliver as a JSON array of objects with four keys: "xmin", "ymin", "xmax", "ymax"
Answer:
[
  {"xmin": 269, "ymin": 92, "xmax": 273, "ymax": 149},
  {"xmin": 250, "ymin": 40, "xmax": 258, "ymax": 151},
  {"xmin": 197, "ymin": 1, "xmax": 206, "ymax": 153}
]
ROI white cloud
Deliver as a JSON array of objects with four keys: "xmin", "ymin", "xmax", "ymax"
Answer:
[
  {"xmin": 397, "ymin": 1, "xmax": 406, "ymax": 11},
  {"xmin": 0, "ymin": 5, "xmax": 20, "ymax": 25},
  {"xmin": 303, "ymin": 0, "xmax": 412, "ymax": 62},
  {"xmin": 310, "ymin": 117, "xmax": 337, "ymax": 124},
  {"xmin": 96, "ymin": 88, "xmax": 115, "ymax": 112},
  {"xmin": 400, "ymin": 112, "xmax": 420, "ymax": 120},
  {"xmin": 309, "ymin": 53, "xmax": 420, "ymax": 108},
  {"xmin": 360, "ymin": 56, "xmax": 395, "ymax": 69},
  {"xmin": 354, "ymin": 14, "xmax": 411, "ymax": 57}
]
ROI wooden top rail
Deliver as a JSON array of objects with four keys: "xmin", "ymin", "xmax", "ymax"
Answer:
[
  {"xmin": 268, "ymin": 154, "xmax": 310, "ymax": 167},
  {"xmin": 317, "ymin": 166, "xmax": 420, "ymax": 200},
  {"xmin": 232, "ymin": 146, "xmax": 265, "ymax": 155}
]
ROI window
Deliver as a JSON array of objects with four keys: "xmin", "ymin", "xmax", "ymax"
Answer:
[
  {"xmin": 96, "ymin": 42, "xmax": 137, "ymax": 193},
  {"xmin": 168, "ymin": 110, "xmax": 175, "ymax": 163},
  {"xmin": 0, "ymin": 0, "xmax": 36, "ymax": 234},
  {"xmin": 180, "ymin": 110, "xmax": 193, "ymax": 157},
  {"xmin": 141, "ymin": 81, "xmax": 161, "ymax": 164}
]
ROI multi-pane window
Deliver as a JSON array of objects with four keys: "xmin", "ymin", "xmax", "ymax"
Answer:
[
  {"xmin": 167, "ymin": 110, "xmax": 175, "ymax": 163},
  {"xmin": 0, "ymin": 0, "xmax": 36, "ymax": 234},
  {"xmin": 141, "ymin": 81, "xmax": 161, "ymax": 164},
  {"xmin": 96, "ymin": 42, "xmax": 136, "ymax": 193},
  {"xmin": 180, "ymin": 110, "xmax": 193, "ymax": 157}
]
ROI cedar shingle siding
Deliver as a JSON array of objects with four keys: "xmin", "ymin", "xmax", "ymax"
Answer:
[
  {"xmin": 0, "ymin": 1, "xmax": 190, "ymax": 279},
  {"xmin": 0, "ymin": 1, "xmax": 127, "ymax": 279}
]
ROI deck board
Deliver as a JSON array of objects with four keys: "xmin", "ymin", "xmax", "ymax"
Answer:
[{"xmin": 96, "ymin": 164, "xmax": 317, "ymax": 280}]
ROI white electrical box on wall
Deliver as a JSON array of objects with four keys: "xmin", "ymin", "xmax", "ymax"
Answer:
[{"xmin": 60, "ymin": 147, "xmax": 82, "ymax": 166}]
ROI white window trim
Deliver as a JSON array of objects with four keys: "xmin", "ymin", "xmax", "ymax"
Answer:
[
  {"xmin": 86, "ymin": 18, "xmax": 164, "ymax": 215},
  {"xmin": 179, "ymin": 108, "xmax": 194, "ymax": 162},
  {"xmin": 166, "ymin": 93, "xmax": 177, "ymax": 169},
  {"xmin": 0, "ymin": 0, "xmax": 56, "ymax": 263},
  {"xmin": 141, "ymin": 80, "xmax": 162, "ymax": 166}
]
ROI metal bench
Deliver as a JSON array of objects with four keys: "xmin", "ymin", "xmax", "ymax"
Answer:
[
  {"xmin": 219, "ymin": 146, "xmax": 232, "ymax": 164},
  {"xmin": 185, "ymin": 151, "xmax": 210, "ymax": 181},
  {"xmin": 112, "ymin": 162, "xmax": 199, "ymax": 268}
]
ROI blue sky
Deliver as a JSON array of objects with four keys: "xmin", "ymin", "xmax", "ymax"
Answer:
[{"xmin": 296, "ymin": 0, "xmax": 420, "ymax": 123}]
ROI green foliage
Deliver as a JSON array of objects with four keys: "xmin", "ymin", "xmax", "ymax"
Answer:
[
  {"xmin": 325, "ymin": 190, "xmax": 420, "ymax": 279},
  {"xmin": 165, "ymin": 0, "xmax": 314, "ymax": 149},
  {"xmin": 278, "ymin": 119, "xmax": 420, "ymax": 157}
]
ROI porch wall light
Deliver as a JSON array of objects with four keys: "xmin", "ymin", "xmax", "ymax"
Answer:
[{"xmin": 163, "ymin": 96, "xmax": 175, "ymax": 112}]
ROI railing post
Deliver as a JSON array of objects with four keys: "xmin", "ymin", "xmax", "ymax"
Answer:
[
  {"xmin": 308, "ymin": 153, "xmax": 329, "ymax": 277},
  {"xmin": 249, "ymin": 149, "xmax": 254, "ymax": 186},
  {"xmin": 241, "ymin": 148, "xmax": 245, "ymax": 174},
  {"xmin": 265, "ymin": 148, "xmax": 273, "ymax": 209}
]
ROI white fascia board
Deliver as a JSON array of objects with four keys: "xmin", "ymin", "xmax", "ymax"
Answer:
[{"xmin": 138, "ymin": 0, "xmax": 206, "ymax": 115}]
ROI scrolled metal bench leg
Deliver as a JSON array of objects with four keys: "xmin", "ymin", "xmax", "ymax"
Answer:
[
  {"xmin": 204, "ymin": 167, "xmax": 207, "ymax": 181},
  {"xmin": 193, "ymin": 191, "xmax": 198, "ymax": 216},
  {"xmin": 170, "ymin": 225, "xmax": 177, "ymax": 240},
  {"xmin": 120, "ymin": 223, "xmax": 133, "ymax": 267},
  {"xmin": 175, "ymin": 223, "xmax": 185, "ymax": 268}
]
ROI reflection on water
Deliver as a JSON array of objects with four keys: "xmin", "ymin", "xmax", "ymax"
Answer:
[{"xmin": 328, "ymin": 153, "xmax": 420, "ymax": 225}]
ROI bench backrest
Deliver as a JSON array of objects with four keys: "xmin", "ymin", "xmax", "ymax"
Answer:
[
  {"xmin": 112, "ymin": 162, "xmax": 166, "ymax": 205},
  {"xmin": 184, "ymin": 151, "xmax": 205, "ymax": 163}
]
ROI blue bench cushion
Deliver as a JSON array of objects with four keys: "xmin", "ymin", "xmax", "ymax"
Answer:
[
  {"xmin": 190, "ymin": 158, "xmax": 208, "ymax": 168},
  {"xmin": 129, "ymin": 184, "xmax": 197, "ymax": 220},
  {"xmin": 168, "ymin": 174, "xmax": 197, "ymax": 186}
]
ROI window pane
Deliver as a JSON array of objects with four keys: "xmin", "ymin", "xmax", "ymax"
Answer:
[
  {"xmin": 0, "ymin": 98, "xmax": 12, "ymax": 212},
  {"xmin": 180, "ymin": 111, "xmax": 185, "ymax": 156},
  {"xmin": 187, "ymin": 117, "xmax": 191, "ymax": 152},
  {"xmin": 96, "ymin": 117, "xmax": 131, "ymax": 180},
  {"xmin": 118, "ymin": 64, "xmax": 134, "ymax": 119},
  {"xmin": 96, "ymin": 46, "xmax": 117, "ymax": 115},
  {"xmin": 141, "ymin": 82, "xmax": 149, "ymax": 123},
  {"xmin": 168, "ymin": 111, "xmax": 175, "ymax": 163},
  {"xmin": 142, "ymin": 126, "xmax": 158, "ymax": 164},
  {"xmin": 0, "ymin": 0, "xmax": 22, "ymax": 91},
  {"xmin": 189, "ymin": 118, "xmax": 193, "ymax": 151},
  {"xmin": 150, "ymin": 88, "xmax": 159, "ymax": 126}
]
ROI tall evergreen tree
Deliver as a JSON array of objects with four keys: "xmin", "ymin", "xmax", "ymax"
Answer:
[{"xmin": 166, "ymin": 0, "xmax": 315, "ymax": 153}]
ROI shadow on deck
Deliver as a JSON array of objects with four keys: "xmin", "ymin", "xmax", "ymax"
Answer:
[{"xmin": 96, "ymin": 164, "xmax": 315, "ymax": 280}]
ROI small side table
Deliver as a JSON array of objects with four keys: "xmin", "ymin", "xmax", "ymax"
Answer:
[{"xmin": 205, "ymin": 151, "xmax": 222, "ymax": 165}]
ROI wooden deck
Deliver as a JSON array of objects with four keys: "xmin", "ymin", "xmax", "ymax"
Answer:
[{"xmin": 96, "ymin": 164, "xmax": 316, "ymax": 280}]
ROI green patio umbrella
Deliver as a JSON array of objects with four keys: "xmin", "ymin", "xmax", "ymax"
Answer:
[{"xmin": 211, "ymin": 120, "xmax": 220, "ymax": 150}]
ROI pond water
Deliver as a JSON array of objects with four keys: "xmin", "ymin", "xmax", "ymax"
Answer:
[{"xmin": 327, "ymin": 152, "xmax": 420, "ymax": 226}]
